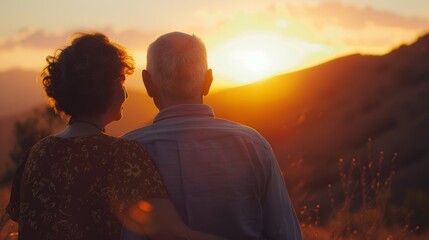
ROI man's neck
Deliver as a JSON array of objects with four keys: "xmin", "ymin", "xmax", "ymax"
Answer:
[{"xmin": 156, "ymin": 96, "xmax": 204, "ymax": 111}]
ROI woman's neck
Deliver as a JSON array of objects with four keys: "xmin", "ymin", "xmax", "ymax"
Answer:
[{"xmin": 54, "ymin": 115, "xmax": 108, "ymax": 138}]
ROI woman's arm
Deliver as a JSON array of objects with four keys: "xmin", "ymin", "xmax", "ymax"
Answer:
[
  {"xmin": 115, "ymin": 141, "xmax": 224, "ymax": 239},
  {"xmin": 124, "ymin": 198, "xmax": 225, "ymax": 240}
]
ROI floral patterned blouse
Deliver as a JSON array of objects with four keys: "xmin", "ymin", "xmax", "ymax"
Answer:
[{"xmin": 7, "ymin": 135, "xmax": 168, "ymax": 240}]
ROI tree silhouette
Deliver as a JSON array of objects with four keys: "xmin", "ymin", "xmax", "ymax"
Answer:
[
  {"xmin": 0, "ymin": 107, "xmax": 64, "ymax": 234},
  {"xmin": 1, "ymin": 107, "xmax": 64, "ymax": 186}
]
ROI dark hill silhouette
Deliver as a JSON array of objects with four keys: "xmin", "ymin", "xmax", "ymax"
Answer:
[
  {"xmin": 205, "ymin": 33, "xmax": 429, "ymax": 207},
  {"xmin": 1, "ymin": 33, "xmax": 428, "ymax": 214}
]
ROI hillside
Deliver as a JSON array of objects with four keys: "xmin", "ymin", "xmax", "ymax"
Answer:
[
  {"xmin": 0, "ymin": 69, "xmax": 45, "ymax": 117},
  {"xmin": 105, "ymin": 89, "xmax": 158, "ymax": 136},
  {"xmin": 205, "ymin": 33, "xmax": 429, "ymax": 206},
  {"xmin": 1, "ymin": 34, "xmax": 428, "ymax": 212}
]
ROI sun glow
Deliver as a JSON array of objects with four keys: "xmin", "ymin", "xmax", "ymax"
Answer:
[{"xmin": 210, "ymin": 32, "xmax": 305, "ymax": 85}]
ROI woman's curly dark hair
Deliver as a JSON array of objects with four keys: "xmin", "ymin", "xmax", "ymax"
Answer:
[{"xmin": 41, "ymin": 32, "xmax": 135, "ymax": 117}]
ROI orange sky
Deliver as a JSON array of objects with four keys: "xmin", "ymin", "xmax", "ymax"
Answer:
[{"xmin": 0, "ymin": 0, "xmax": 428, "ymax": 89}]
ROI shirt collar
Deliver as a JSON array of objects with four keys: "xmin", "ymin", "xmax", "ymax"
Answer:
[{"xmin": 153, "ymin": 104, "xmax": 215, "ymax": 123}]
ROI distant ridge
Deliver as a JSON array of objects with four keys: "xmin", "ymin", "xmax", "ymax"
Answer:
[
  {"xmin": 1, "ymin": 33, "xmax": 428, "ymax": 211},
  {"xmin": 0, "ymin": 69, "xmax": 44, "ymax": 117},
  {"xmin": 206, "ymin": 32, "xmax": 429, "ymax": 206}
]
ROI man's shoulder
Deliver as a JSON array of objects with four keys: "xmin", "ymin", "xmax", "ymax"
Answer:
[
  {"xmin": 121, "ymin": 117, "xmax": 270, "ymax": 148},
  {"xmin": 203, "ymin": 118, "xmax": 274, "ymax": 151},
  {"xmin": 214, "ymin": 118, "xmax": 265, "ymax": 137},
  {"xmin": 121, "ymin": 126, "xmax": 150, "ymax": 141}
]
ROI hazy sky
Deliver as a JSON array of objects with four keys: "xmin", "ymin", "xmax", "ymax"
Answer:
[{"xmin": 1, "ymin": 0, "xmax": 428, "ymax": 87}]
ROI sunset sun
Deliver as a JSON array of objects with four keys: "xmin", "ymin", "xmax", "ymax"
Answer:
[{"xmin": 210, "ymin": 32, "xmax": 305, "ymax": 85}]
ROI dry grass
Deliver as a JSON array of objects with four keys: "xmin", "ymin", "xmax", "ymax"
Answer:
[{"xmin": 300, "ymin": 139, "xmax": 423, "ymax": 240}]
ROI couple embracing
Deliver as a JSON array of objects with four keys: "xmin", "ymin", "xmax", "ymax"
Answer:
[{"xmin": 7, "ymin": 31, "xmax": 302, "ymax": 240}]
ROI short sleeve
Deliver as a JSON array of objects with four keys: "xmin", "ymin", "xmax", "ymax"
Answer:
[
  {"xmin": 7, "ymin": 149, "xmax": 31, "ymax": 221},
  {"xmin": 107, "ymin": 140, "xmax": 168, "ymax": 212}
]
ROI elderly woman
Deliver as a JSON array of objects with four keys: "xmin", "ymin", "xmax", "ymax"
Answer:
[{"xmin": 7, "ymin": 33, "xmax": 222, "ymax": 240}]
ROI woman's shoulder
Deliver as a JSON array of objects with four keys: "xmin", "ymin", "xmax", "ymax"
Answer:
[
  {"xmin": 28, "ymin": 135, "xmax": 63, "ymax": 154},
  {"xmin": 26, "ymin": 135, "xmax": 149, "ymax": 165},
  {"xmin": 28, "ymin": 134, "xmax": 145, "ymax": 155},
  {"xmin": 78, "ymin": 135, "xmax": 151, "ymax": 161},
  {"xmin": 35, "ymin": 134, "xmax": 140, "ymax": 146},
  {"xmin": 101, "ymin": 135, "xmax": 147, "ymax": 152}
]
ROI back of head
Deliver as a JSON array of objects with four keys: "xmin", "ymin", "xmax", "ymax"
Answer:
[
  {"xmin": 146, "ymin": 32, "xmax": 208, "ymax": 101},
  {"xmin": 41, "ymin": 33, "xmax": 134, "ymax": 117}
]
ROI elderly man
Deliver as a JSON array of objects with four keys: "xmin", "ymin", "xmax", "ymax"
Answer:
[{"xmin": 123, "ymin": 32, "xmax": 302, "ymax": 239}]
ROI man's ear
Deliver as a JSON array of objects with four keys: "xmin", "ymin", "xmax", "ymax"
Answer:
[
  {"xmin": 202, "ymin": 69, "xmax": 213, "ymax": 96},
  {"xmin": 142, "ymin": 70, "xmax": 156, "ymax": 98}
]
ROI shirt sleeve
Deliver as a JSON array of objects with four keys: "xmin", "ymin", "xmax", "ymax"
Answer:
[
  {"xmin": 107, "ymin": 140, "xmax": 168, "ymax": 213},
  {"xmin": 260, "ymin": 141, "xmax": 303, "ymax": 240},
  {"xmin": 6, "ymin": 149, "xmax": 31, "ymax": 221}
]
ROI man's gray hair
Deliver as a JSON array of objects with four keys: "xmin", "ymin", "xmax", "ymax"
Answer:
[{"xmin": 146, "ymin": 32, "xmax": 208, "ymax": 100}]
